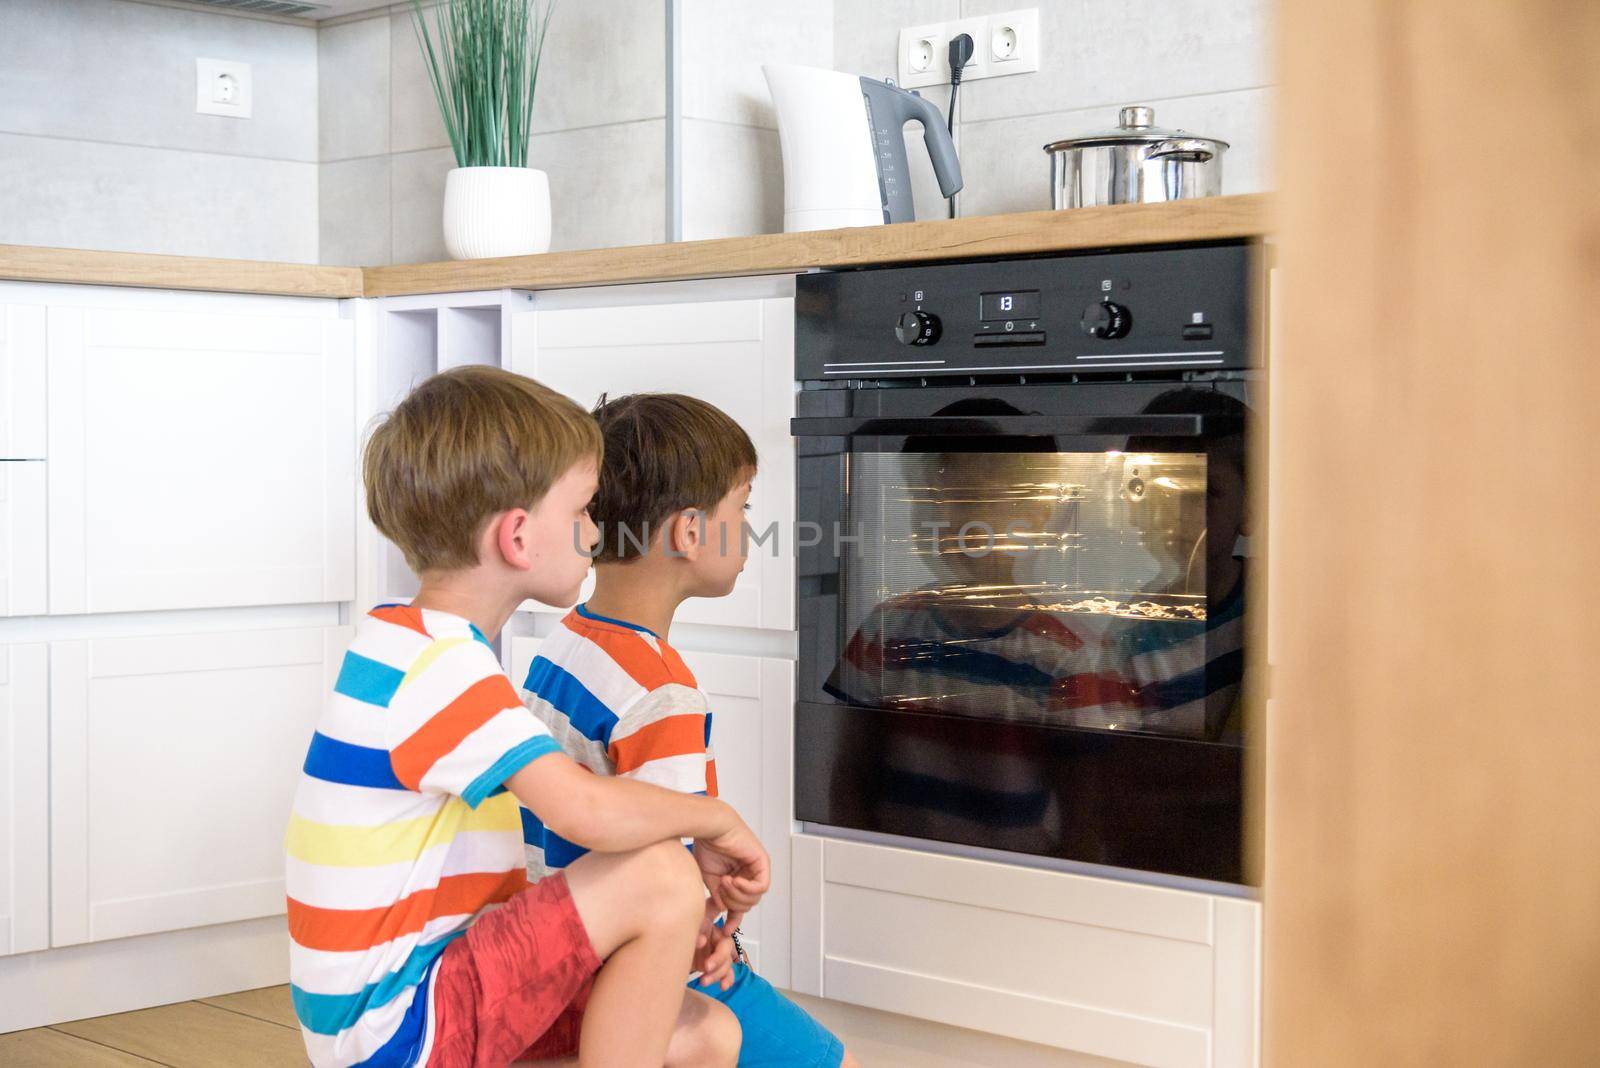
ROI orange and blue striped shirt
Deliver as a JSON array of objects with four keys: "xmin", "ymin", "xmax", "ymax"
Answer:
[
  {"xmin": 519, "ymin": 604, "xmax": 716, "ymax": 877},
  {"xmin": 285, "ymin": 605, "xmax": 561, "ymax": 1067}
]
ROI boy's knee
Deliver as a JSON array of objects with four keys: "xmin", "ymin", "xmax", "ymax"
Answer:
[
  {"xmin": 639, "ymin": 840, "xmax": 703, "ymax": 922},
  {"xmin": 667, "ymin": 995, "xmax": 741, "ymax": 1068}
]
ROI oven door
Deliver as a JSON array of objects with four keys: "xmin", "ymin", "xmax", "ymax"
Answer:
[{"xmin": 793, "ymin": 397, "xmax": 1248, "ymax": 882}]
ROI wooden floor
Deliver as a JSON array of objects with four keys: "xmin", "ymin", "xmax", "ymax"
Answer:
[{"xmin": 0, "ymin": 986, "xmax": 307, "ymax": 1067}]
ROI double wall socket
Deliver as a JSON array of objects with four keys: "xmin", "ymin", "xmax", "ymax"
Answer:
[{"xmin": 897, "ymin": 8, "xmax": 1040, "ymax": 90}]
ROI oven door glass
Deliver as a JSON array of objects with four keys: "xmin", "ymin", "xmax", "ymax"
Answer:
[{"xmin": 797, "ymin": 408, "xmax": 1247, "ymax": 746}]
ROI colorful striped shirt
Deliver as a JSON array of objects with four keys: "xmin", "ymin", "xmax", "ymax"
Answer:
[
  {"xmin": 518, "ymin": 604, "xmax": 715, "ymax": 878},
  {"xmin": 285, "ymin": 605, "xmax": 562, "ymax": 1068}
]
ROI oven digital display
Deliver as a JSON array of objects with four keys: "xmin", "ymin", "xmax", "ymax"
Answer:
[{"xmin": 979, "ymin": 290, "xmax": 1041, "ymax": 321}]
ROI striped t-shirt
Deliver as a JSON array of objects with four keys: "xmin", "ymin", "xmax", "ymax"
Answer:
[
  {"xmin": 519, "ymin": 603, "xmax": 716, "ymax": 878},
  {"xmin": 285, "ymin": 605, "xmax": 562, "ymax": 1068}
]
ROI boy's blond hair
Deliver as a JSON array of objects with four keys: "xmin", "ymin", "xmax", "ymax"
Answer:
[
  {"xmin": 364, "ymin": 366, "xmax": 602, "ymax": 573},
  {"xmin": 589, "ymin": 393, "xmax": 757, "ymax": 563}
]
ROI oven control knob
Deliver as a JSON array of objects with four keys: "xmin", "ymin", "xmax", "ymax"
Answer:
[
  {"xmin": 895, "ymin": 310, "xmax": 941, "ymax": 346},
  {"xmin": 1081, "ymin": 301, "xmax": 1131, "ymax": 339}
]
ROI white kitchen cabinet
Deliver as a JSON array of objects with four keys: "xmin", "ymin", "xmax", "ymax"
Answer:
[
  {"xmin": 45, "ymin": 303, "xmax": 355, "ymax": 615},
  {"xmin": 791, "ymin": 835, "xmax": 1261, "ymax": 1068},
  {"xmin": 1, "ymin": 304, "xmax": 47, "ymax": 459},
  {"xmin": 47, "ymin": 624, "xmax": 349, "ymax": 947},
  {"xmin": 0, "ymin": 643, "xmax": 49, "ymax": 957},
  {"xmin": 1, "ymin": 304, "xmax": 49, "ymax": 617},
  {"xmin": 507, "ymin": 635, "xmax": 795, "ymax": 988},
  {"xmin": 509, "ymin": 295, "xmax": 795, "ymax": 632}
]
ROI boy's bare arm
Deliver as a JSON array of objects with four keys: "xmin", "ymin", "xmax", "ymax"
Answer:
[{"xmin": 505, "ymin": 753, "xmax": 770, "ymax": 908}]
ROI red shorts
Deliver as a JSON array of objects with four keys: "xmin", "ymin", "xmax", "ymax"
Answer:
[{"xmin": 426, "ymin": 873, "xmax": 601, "ymax": 1067}]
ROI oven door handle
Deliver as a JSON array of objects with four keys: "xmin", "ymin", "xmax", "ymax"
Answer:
[{"xmin": 789, "ymin": 414, "xmax": 1222, "ymax": 438}]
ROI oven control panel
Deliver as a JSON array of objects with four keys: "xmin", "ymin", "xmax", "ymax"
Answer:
[{"xmin": 795, "ymin": 242, "xmax": 1254, "ymax": 381}]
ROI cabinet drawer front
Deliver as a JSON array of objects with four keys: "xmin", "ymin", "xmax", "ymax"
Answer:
[
  {"xmin": 49, "ymin": 625, "xmax": 350, "ymax": 946},
  {"xmin": 46, "ymin": 306, "xmax": 355, "ymax": 615},
  {"xmin": 797, "ymin": 836, "xmax": 1260, "ymax": 1068}
]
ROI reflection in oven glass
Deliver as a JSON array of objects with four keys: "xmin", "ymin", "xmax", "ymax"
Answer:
[{"xmin": 824, "ymin": 447, "xmax": 1245, "ymax": 742}]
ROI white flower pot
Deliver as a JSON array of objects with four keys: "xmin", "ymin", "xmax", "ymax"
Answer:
[{"xmin": 442, "ymin": 166, "xmax": 551, "ymax": 259}]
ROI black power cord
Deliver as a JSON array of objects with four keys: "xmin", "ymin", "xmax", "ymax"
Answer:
[{"xmin": 946, "ymin": 33, "xmax": 975, "ymax": 219}]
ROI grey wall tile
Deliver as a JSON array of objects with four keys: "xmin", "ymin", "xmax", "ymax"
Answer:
[
  {"xmin": 393, "ymin": 0, "xmax": 664, "ymax": 159},
  {"xmin": 320, "ymin": 156, "xmax": 392, "ymax": 265},
  {"xmin": 683, "ymin": 0, "xmax": 833, "ymax": 128},
  {"xmin": 533, "ymin": 0, "xmax": 665, "ymax": 133},
  {"xmin": 682, "ymin": 120, "xmax": 782, "ymax": 240},
  {"xmin": 390, "ymin": 146, "xmax": 456, "ymax": 263},
  {"xmin": 833, "ymin": 0, "xmax": 960, "ymax": 83},
  {"xmin": 0, "ymin": 0, "xmax": 317, "ymax": 163},
  {"xmin": 956, "ymin": 87, "xmax": 1272, "ymax": 218},
  {"xmin": 0, "ymin": 133, "xmax": 317, "ymax": 262},
  {"xmin": 319, "ymin": 16, "xmax": 389, "ymax": 162},
  {"xmin": 529, "ymin": 120, "xmax": 666, "ymax": 251},
  {"xmin": 389, "ymin": 12, "xmax": 453, "ymax": 156},
  {"xmin": 957, "ymin": 0, "xmax": 1271, "ymax": 122}
]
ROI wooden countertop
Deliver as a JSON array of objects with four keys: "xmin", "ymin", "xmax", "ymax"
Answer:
[
  {"xmin": 0, "ymin": 194, "xmax": 1271, "ymax": 300},
  {"xmin": 0, "ymin": 243, "xmax": 364, "ymax": 298}
]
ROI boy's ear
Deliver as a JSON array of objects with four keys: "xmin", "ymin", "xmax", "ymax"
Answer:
[
  {"xmin": 665, "ymin": 509, "xmax": 704, "ymax": 561},
  {"xmin": 493, "ymin": 509, "xmax": 535, "ymax": 571}
]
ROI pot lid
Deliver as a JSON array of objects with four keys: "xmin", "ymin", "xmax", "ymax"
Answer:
[{"xmin": 1043, "ymin": 106, "xmax": 1230, "ymax": 151}]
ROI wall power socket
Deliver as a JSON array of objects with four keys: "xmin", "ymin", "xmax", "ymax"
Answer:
[{"xmin": 897, "ymin": 9, "xmax": 1040, "ymax": 90}]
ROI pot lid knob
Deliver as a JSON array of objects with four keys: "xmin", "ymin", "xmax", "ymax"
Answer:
[{"xmin": 1120, "ymin": 106, "xmax": 1155, "ymax": 128}]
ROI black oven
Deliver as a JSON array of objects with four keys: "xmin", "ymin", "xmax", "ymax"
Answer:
[{"xmin": 793, "ymin": 243, "xmax": 1259, "ymax": 883}]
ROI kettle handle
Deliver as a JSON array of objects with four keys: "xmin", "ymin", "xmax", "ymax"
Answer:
[
  {"xmin": 870, "ymin": 81, "xmax": 965, "ymax": 198},
  {"xmin": 1146, "ymin": 138, "xmax": 1217, "ymax": 162}
]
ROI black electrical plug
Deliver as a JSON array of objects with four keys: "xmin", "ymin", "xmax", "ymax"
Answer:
[
  {"xmin": 948, "ymin": 33, "xmax": 976, "ymax": 91},
  {"xmin": 946, "ymin": 33, "xmax": 975, "ymax": 218}
]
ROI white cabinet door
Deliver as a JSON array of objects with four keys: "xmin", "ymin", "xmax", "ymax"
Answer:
[
  {"xmin": 46, "ymin": 304, "xmax": 356, "ymax": 615},
  {"xmin": 48, "ymin": 625, "xmax": 349, "ymax": 947},
  {"xmin": 506, "ymin": 636, "xmax": 796, "ymax": 987},
  {"xmin": 1, "ymin": 304, "xmax": 47, "ymax": 459},
  {"xmin": 1, "ymin": 304, "xmax": 48, "ymax": 617},
  {"xmin": 510, "ymin": 299, "xmax": 795, "ymax": 631},
  {"xmin": 792, "ymin": 835, "xmax": 1261, "ymax": 1068},
  {"xmin": 0, "ymin": 461, "xmax": 48, "ymax": 618},
  {"xmin": 0, "ymin": 643, "xmax": 49, "ymax": 956}
]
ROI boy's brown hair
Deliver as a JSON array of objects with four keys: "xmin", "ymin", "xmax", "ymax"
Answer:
[
  {"xmin": 364, "ymin": 366, "xmax": 602, "ymax": 573},
  {"xmin": 590, "ymin": 393, "xmax": 757, "ymax": 563}
]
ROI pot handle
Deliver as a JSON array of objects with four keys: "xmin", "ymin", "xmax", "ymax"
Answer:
[{"xmin": 1146, "ymin": 138, "xmax": 1216, "ymax": 162}]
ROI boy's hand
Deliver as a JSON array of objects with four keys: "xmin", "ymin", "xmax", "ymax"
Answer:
[
  {"xmin": 693, "ymin": 902, "xmax": 739, "ymax": 992},
  {"xmin": 693, "ymin": 813, "xmax": 770, "ymax": 933}
]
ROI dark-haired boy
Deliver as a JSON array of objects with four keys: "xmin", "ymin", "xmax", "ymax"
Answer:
[{"xmin": 520, "ymin": 393, "xmax": 859, "ymax": 1068}]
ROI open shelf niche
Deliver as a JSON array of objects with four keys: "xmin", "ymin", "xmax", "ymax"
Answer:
[{"xmin": 367, "ymin": 289, "xmax": 532, "ymax": 608}]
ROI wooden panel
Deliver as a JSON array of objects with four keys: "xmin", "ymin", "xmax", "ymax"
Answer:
[
  {"xmin": 0, "ymin": 243, "xmax": 362, "ymax": 298},
  {"xmin": 53, "ymin": 1000, "xmax": 307, "ymax": 1068},
  {"xmin": 364, "ymin": 194, "xmax": 1274, "ymax": 296},
  {"xmin": 1265, "ymin": 4, "xmax": 1600, "ymax": 1066}
]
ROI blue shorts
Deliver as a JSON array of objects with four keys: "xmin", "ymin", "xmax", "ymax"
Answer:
[{"xmin": 689, "ymin": 962, "xmax": 844, "ymax": 1068}]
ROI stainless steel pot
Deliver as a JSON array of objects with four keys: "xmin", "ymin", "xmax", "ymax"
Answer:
[{"xmin": 1044, "ymin": 106, "xmax": 1229, "ymax": 209}]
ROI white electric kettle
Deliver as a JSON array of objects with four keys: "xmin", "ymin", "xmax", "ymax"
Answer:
[{"xmin": 763, "ymin": 64, "xmax": 964, "ymax": 232}]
